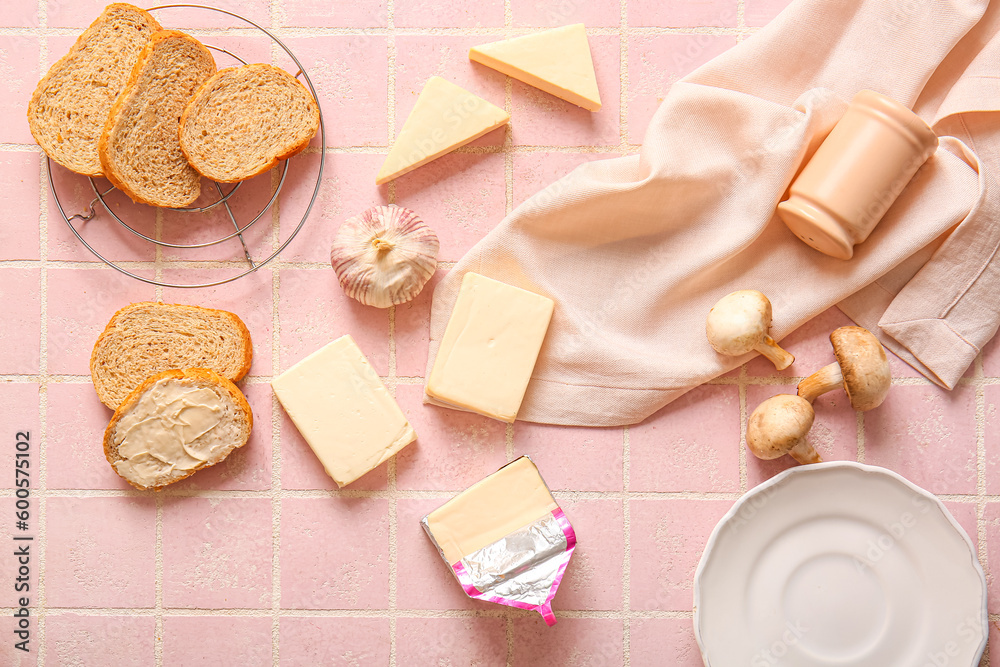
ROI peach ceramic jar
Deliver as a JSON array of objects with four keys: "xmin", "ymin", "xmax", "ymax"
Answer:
[{"xmin": 777, "ymin": 90, "xmax": 939, "ymax": 260}]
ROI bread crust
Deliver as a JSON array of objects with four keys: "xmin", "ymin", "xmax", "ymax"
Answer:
[
  {"xmin": 179, "ymin": 64, "xmax": 321, "ymax": 183},
  {"xmin": 103, "ymin": 368, "xmax": 253, "ymax": 491},
  {"xmin": 90, "ymin": 301, "xmax": 254, "ymax": 409},
  {"xmin": 99, "ymin": 29, "xmax": 216, "ymax": 207},
  {"xmin": 28, "ymin": 3, "xmax": 161, "ymax": 176}
]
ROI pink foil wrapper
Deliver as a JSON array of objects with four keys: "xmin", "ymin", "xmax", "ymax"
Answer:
[{"xmin": 420, "ymin": 465, "xmax": 576, "ymax": 625}]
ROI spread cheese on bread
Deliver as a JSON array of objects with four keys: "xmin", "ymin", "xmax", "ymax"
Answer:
[
  {"xmin": 27, "ymin": 3, "xmax": 161, "ymax": 176},
  {"xmin": 90, "ymin": 302, "xmax": 253, "ymax": 410},
  {"xmin": 99, "ymin": 29, "xmax": 217, "ymax": 207},
  {"xmin": 104, "ymin": 368, "xmax": 253, "ymax": 490},
  {"xmin": 180, "ymin": 64, "xmax": 321, "ymax": 183}
]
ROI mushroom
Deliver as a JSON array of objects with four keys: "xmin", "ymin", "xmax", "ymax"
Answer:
[
  {"xmin": 705, "ymin": 290, "xmax": 794, "ymax": 370},
  {"xmin": 797, "ymin": 326, "xmax": 891, "ymax": 411},
  {"xmin": 746, "ymin": 394, "xmax": 822, "ymax": 464}
]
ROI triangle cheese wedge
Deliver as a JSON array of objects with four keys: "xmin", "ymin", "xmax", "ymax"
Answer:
[
  {"xmin": 376, "ymin": 77, "xmax": 509, "ymax": 185},
  {"xmin": 469, "ymin": 24, "xmax": 601, "ymax": 112}
]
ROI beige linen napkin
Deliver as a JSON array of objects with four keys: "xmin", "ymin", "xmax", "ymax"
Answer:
[{"xmin": 425, "ymin": 0, "xmax": 1000, "ymax": 426}]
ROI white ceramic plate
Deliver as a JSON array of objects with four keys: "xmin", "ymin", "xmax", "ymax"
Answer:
[{"xmin": 694, "ymin": 462, "xmax": 987, "ymax": 666}]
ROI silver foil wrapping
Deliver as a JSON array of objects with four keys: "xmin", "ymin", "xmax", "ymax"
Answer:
[{"xmin": 421, "ymin": 507, "xmax": 576, "ymax": 625}]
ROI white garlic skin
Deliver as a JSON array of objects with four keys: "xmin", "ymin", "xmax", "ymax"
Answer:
[{"xmin": 330, "ymin": 205, "xmax": 440, "ymax": 308}]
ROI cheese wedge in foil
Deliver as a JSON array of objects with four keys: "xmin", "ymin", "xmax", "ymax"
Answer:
[{"xmin": 422, "ymin": 457, "xmax": 575, "ymax": 625}]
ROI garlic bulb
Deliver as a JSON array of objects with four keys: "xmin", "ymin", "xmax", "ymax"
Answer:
[{"xmin": 330, "ymin": 205, "xmax": 440, "ymax": 308}]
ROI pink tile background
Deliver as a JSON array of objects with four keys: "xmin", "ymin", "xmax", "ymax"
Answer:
[
  {"xmin": 280, "ymin": 497, "xmax": 389, "ymax": 609},
  {"xmin": 0, "ymin": 152, "xmax": 40, "ymax": 260},
  {"xmin": 511, "ymin": 0, "xmax": 620, "ymax": 28},
  {"xmin": 162, "ymin": 616, "xmax": 272, "ymax": 666},
  {"xmin": 394, "ymin": 152, "xmax": 507, "ymax": 261},
  {"xmin": 162, "ymin": 497, "xmax": 273, "ymax": 609},
  {"xmin": 628, "ymin": 33, "xmax": 738, "ymax": 143},
  {"xmin": 280, "ymin": 617, "xmax": 392, "ymax": 665},
  {"xmin": 395, "ymin": 0, "xmax": 504, "ymax": 29},
  {"xmin": 45, "ymin": 497, "xmax": 157, "ymax": 608},
  {"xmin": 43, "ymin": 614, "xmax": 154, "ymax": 666},
  {"xmin": 3, "ymin": 1, "xmax": 996, "ymax": 664}
]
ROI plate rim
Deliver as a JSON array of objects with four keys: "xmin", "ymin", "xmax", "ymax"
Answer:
[{"xmin": 692, "ymin": 461, "xmax": 988, "ymax": 666}]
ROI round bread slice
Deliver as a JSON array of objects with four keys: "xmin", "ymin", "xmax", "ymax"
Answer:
[
  {"xmin": 179, "ymin": 64, "xmax": 320, "ymax": 183},
  {"xmin": 91, "ymin": 302, "xmax": 253, "ymax": 410},
  {"xmin": 104, "ymin": 368, "xmax": 253, "ymax": 490},
  {"xmin": 27, "ymin": 3, "xmax": 162, "ymax": 176},
  {"xmin": 99, "ymin": 30, "xmax": 217, "ymax": 207}
]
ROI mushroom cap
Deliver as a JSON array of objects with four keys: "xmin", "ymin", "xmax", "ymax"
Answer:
[
  {"xmin": 705, "ymin": 290, "xmax": 772, "ymax": 356},
  {"xmin": 746, "ymin": 394, "xmax": 815, "ymax": 460},
  {"xmin": 830, "ymin": 326, "xmax": 891, "ymax": 411}
]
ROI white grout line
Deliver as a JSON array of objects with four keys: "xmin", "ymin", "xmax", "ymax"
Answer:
[
  {"xmin": 975, "ymin": 351, "xmax": 988, "ymax": 601},
  {"xmin": 855, "ymin": 411, "xmax": 865, "ymax": 464},
  {"xmin": 622, "ymin": 425, "xmax": 632, "ymax": 664},
  {"xmin": 0, "ymin": 25, "xmax": 754, "ymax": 37},
  {"xmin": 385, "ymin": 1, "xmax": 398, "ymax": 663},
  {"xmin": 0, "ymin": 371, "xmax": 952, "ymax": 386},
  {"xmin": 502, "ymin": 2, "xmax": 515, "ymax": 659},
  {"xmin": 153, "ymin": 497, "xmax": 164, "ymax": 666},
  {"xmin": 5, "ymin": 486, "xmax": 997, "ymax": 501},
  {"xmin": 738, "ymin": 365, "xmax": 748, "ymax": 494},
  {"xmin": 270, "ymin": 253, "xmax": 283, "ymax": 667},
  {"xmin": 35, "ymin": 9, "xmax": 49, "ymax": 662},
  {"xmin": 975, "ymin": 353, "xmax": 991, "ymax": 667},
  {"xmin": 0, "ymin": 605, "xmax": 696, "ymax": 618},
  {"xmin": 267, "ymin": 11, "xmax": 284, "ymax": 665},
  {"xmin": 0, "ymin": 142, "xmax": 645, "ymax": 154},
  {"xmin": 619, "ymin": 4, "xmax": 632, "ymax": 662}
]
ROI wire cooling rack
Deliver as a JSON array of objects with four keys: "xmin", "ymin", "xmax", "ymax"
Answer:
[{"xmin": 47, "ymin": 4, "xmax": 326, "ymax": 289}]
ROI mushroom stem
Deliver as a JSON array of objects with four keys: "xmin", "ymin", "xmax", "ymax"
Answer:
[
  {"xmin": 797, "ymin": 362, "xmax": 844, "ymax": 403},
  {"xmin": 788, "ymin": 439, "xmax": 822, "ymax": 464},
  {"xmin": 754, "ymin": 335, "xmax": 795, "ymax": 371}
]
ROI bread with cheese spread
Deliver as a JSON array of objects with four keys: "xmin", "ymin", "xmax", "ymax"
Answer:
[
  {"xmin": 104, "ymin": 368, "xmax": 253, "ymax": 490},
  {"xmin": 90, "ymin": 302, "xmax": 253, "ymax": 410}
]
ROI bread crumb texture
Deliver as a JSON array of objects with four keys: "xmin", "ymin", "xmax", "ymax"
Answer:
[
  {"xmin": 99, "ymin": 30, "xmax": 217, "ymax": 207},
  {"xmin": 27, "ymin": 3, "xmax": 162, "ymax": 176},
  {"xmin": 90, "ymin": 302, "xmax": 253, "ymax": 410},
  {"xmin": 180, "ymin": 64, "xmax": 321, "ymax": 183}
]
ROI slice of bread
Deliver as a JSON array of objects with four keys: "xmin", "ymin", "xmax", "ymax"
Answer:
[
  {"xmin": 104, "ymin": 368, "xmax": 253, "ymax": 490},
  {"xmin": 99, "ymin": 30, "xmax": 217, "ymax": 207},
  {"xmin": 179, "ymin": 64, "xmax": 321, "ymax": 183},
  {"xmin": 91, "ymin": 302, "xmax": 253, "ymax": 410},
  {"xmin": 27, "ymin": 3, "xmax": 161, "ymax": 176}
]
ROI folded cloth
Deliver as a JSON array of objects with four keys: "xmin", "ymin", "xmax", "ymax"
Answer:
[{"xmin": 425, "ymin": 0, "xmax": 1000, "ymax": 427}]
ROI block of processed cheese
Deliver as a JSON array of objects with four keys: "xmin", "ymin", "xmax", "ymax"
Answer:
[
  {"xmin": 425, "ymin": 272, "xmax": 554, "ymax": 423},
  {"xmin": 376, "ymin": 77, "xmax": 509, "ymax": 185},
  {"xmin": 426, "ymin": 456, "xmax": 559, "ymax": 564},
  {"xmin": 469, "ymin": 24, "xmax": 601, "ymax": 111},
  {"xmin": 271, "ymin": 335, "xmax": 416, "ymax": 487},
  {"xmin": 421, "ymin": 456, "xmax": 576, "ymax": 625}
]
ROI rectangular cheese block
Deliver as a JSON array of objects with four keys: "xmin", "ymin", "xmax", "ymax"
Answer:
[
  {"xmin": 425, "ymin": 457, "xmax": 559, "ymax": 565},
  {"xmin": 272, "ymin": 335, "xmax": 416, "ymax": 487},
  {"xmin": 425, "ymin": 272, "xmax": 554, "ymax": 423}
]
